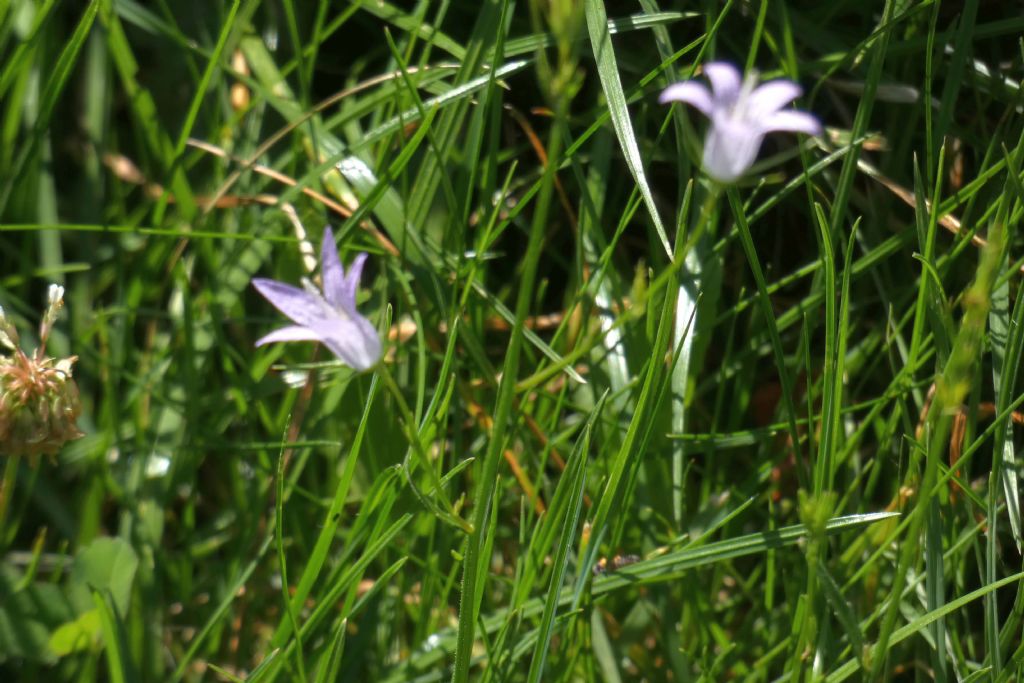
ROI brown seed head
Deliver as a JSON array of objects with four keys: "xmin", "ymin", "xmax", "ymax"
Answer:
[
  {"xmin": 0, "ymin": 350, "xmax": 83, "ymax": 457},
  {"xmin": 0, "ymin": 286, "xmax": 83, "ymax": 458}
]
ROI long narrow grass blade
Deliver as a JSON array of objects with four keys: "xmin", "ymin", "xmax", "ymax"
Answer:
[{"xmin": 584, "ymin": 0, "xmax": 671, "ymax": 258}]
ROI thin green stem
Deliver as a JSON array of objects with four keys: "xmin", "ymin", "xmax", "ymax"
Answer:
[
  {"xmin": 377, "ymin": 361, "xmax": 470, "ymax": 532},
  {"xmin": 0, "ymin": 456, "xmax": 19, "ymax": 547}
]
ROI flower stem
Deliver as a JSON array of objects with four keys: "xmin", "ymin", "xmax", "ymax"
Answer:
[
  {"xmin": 679, "ymin": 183, "xmax": 722, "ymax": 261},
  {"xmin": 0, "ymin": 456, "xmax": 19, "ymax": 547}
]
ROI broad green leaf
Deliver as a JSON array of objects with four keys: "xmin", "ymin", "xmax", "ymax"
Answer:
[
  {"xmin": 48, "ymin": 608, "xmax": 102, "ymax": 656},
  {"xmin": 68, "ymin": 537, "xmax": 139, "ymax": 615}
]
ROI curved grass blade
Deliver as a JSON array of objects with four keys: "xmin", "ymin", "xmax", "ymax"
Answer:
[
  {"xmin": 501, "ymin": 11, "xmax": 693, "ymax": 58},
  {"xmin": 584, "ymin": 0, "xmax": 671, "ymax": 258}
]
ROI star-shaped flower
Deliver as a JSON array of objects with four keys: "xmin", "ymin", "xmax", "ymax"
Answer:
[
  {"xmin": 659, "ymin": 62, "xmax": 821, "ymax": 184},
  {"xmin": 253, "ymin": 227, "xmax": 381, "ymax": 371}
]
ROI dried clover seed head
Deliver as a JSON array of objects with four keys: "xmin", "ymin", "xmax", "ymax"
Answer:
[{"xmin": 0, "ymin": 287, "xmax": 83, "ymax": 459}]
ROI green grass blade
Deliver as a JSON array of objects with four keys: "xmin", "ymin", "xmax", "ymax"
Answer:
[
  {"xmin": 826, "ymin": 571, "xmax": 1024, "ymax": 683},
  {"xmin": 96, "ymin": 0, "xmax": 196, "ymax": 219},
  {"xmin": 584, "ymin": 0, "xmax": 671, "ymax": 258},
  {"xmin": 0, "ymin": 0, "xmax": 98, "ymax": 214},
  {"xmin": 526, "ymin": 404, "xmax": 593, "ymax": 683},
  {"xmin": 153, "ymin": 0, "xmax": 247, "ymax": 224},
  {"xmin": 93, "ymin": 590, "xmax": 135, "ymax": 683}
]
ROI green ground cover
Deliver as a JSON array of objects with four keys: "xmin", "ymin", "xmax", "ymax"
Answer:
[{"xmin": 1, "ymin": 1, "xmax": 1023, "ymax": 680}]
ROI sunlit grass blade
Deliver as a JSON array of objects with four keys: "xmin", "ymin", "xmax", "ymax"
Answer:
[
  {"xmin": 584, "ymin": 0, "xmax": 671, "ymax": 258},
  {"xmin": 826, "ymin": 571, "xmax": 1024, "ymax": 683}
]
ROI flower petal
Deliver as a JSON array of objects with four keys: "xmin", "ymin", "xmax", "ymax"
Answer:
[
  {"xmin": 319, "ymin": 314, "xmax": 382, "ymax": 371},
  {"xmin": 658, "ymin": 81, "xmax": 713, "ymax": 115},
  {"xmin": 340, "ymin": 253, "xmax": 368, "ymax": 313},
  {"xmin": 702, "ymin": 62, "xmax": 741, "ymax": 104},
  {"xmin": 747, "ymin": 80, "xmax": 803, "ymax": 119},
  {"xmin": 762, "ymin": 110, "xmax": 822, "ymax": 136},
  {"xmin": 256, "ymin": 325, "xmax": 323, "ymax": 346},
  {"xmin": 254, "ymin": 242, "xmax": 382, "ymax": 372},
  {"xmin": 702, "ymin": 118, "xmax": 765, "ymax": 183},
  {"xmin": 253, "ymin": 278, "xmax": 332, "ymax": 328},
  {"xmin": 320, "ymin": 227, "xmax": 347, "ymax": 308}
]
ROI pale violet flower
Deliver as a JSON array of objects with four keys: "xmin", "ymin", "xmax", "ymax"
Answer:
[
  {"xmin": 659, "ymin": 62, "xmax": 821, "ymax": 184},
  {"xmin": 253, "ymin": 227, "xmax": 381, "ymax": 371}
]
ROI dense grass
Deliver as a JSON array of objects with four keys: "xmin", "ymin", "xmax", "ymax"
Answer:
[{"xmin": 2, "ymin": 0, "xmax": 1024, "ymax": 680}]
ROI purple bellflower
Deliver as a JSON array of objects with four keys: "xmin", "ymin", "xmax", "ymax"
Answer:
[
  {"xmin": 659, "ymin": 62, "xmax": 821, "ymax": 184},
  {"xmin": 253, "ymin": 227, "xmax": 381, "ymax": 371}
]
